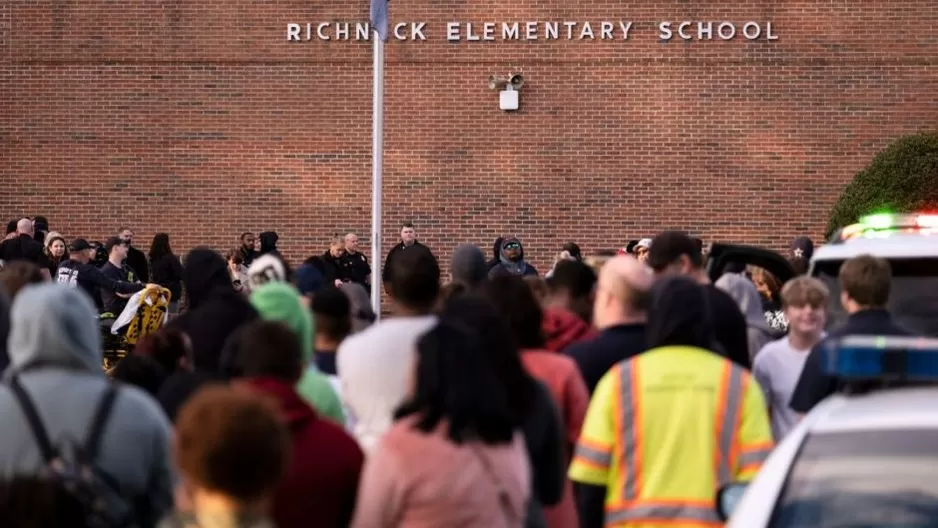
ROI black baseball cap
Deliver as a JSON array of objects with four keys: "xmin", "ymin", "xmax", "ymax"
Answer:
[
  {"xmin": 104, "ymin": 236, "xmax": 126, "ymax": 253},
  {"xmin": 69, "ymin": 238, "xmax": 92, "ymax": 252},
  {"xmin": 789, "ymin": 236, "xmax": 814, "ymax": 260}
]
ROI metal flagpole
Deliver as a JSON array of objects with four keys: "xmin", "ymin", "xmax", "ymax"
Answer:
[{"xmin": 370, "ymin": 35, "xmax": 384, "ymax": 320}]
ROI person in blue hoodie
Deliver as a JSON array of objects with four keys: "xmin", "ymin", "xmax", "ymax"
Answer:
[{"xmin": 0, "ymin": 283, "xmax": 174, "ymax": 525}]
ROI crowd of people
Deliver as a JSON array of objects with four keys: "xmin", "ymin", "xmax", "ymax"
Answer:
[{"xmin": 0, "ymin": 215, "xmax": 912, "ymax": 528}]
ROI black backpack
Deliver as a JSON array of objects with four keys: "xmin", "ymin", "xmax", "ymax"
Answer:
[{"xmin": 9, "ymin": 376, "xmax": 136, "ymax": 528}]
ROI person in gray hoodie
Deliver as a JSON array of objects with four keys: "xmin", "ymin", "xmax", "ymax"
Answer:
[
  {"xmin": 450, "ymin": 244, "xmax": 488, "ymax": 290},
  {"xmin": 0, "ymin": 283, "xmax": 174, "ymax": 525},
  {"xmin": 488, "ymin": 236, "xmax": 538, "ymax": 278},
  {"xmin": 715, "ymin": 273, "xmax": 777, "ymax": 361}
]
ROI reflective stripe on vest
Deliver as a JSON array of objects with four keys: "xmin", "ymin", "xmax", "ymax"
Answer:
[
  {"xmin": 739, "ymin": 445, "xmax": 772, "ymax": 467},
  {"xmin": 613, "ymin": 356, "xmax": 749, "ymax": 519},
  {"xmin": 617, "ymin": 360, "xmax": 639, "ymax": 501},
  {"xmin": 606, "ymin": 503, "xmax": 722, "ymax": 526},
  {"xmin": 715, "ymin": 362, "xmax": 746, "ymax": 486},
  {"xmin": 574, "ymin": 441, "xmax": 613, "ymax": 469}
]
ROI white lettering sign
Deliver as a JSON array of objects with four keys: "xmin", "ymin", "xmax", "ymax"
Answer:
[{"xmin": 285, "ymin": 20, "xmax": 779, "ymax": 42}]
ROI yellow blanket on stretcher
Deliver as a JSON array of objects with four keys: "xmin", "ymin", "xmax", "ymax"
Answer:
[{"xmin": 112, "ymin": 286, "xmax": 172, "ymax": 345}]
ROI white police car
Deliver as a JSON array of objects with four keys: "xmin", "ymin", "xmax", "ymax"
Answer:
[
  {"xmin": 717, "ymin": 335, "xmax": 938, "ymax": 527},
  {"xmin": 810, "ymin": 213, "xmax": 938, "ymax": 337}
]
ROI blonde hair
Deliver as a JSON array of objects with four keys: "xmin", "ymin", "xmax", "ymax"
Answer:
[
  {"xmin": 750, "ymin": 266, "xmax": 783, "ymax": 295},
  {"xmin": 781, "ymin": 276, "xmax": 830, "ymax": 309}
]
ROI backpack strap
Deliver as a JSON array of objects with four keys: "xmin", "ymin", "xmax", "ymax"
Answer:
[
  {"xmin": 84, "ymin": 385, "xmax": 119, "ymax": 461},
  {"xmin": 9, "ymin": 375, "xmax": 57, "ymax": 463}
]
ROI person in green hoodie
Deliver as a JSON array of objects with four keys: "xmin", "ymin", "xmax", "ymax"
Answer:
[{"xmin": 249, "ymin": 282, "xmax": 345, "ymax": 425}]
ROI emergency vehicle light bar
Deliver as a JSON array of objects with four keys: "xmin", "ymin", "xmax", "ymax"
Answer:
[
  {"xmin": 860, "ymin": 213, "xmax": 938, "ymax": 230},
  {"xmin": 822, "ymin": 335, "xmax": 938, "ymax": 380},
  {"xmin": 836, "ymin": 213, "xmax": 938, "ymax": 242}
]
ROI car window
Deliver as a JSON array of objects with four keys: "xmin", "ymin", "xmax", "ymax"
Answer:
[
  {"xmin": 770, "ymin": 429, "xmax": 938, "ymax": 528},
  {"xmin": 814, "ymin": 258, "xmax": 938, "ymax": 337}
]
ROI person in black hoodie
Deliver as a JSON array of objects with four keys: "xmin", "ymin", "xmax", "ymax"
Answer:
[
  {"xmin": 31, "ymin": 216, "xmax": 49, "ymax": 245},
  {"xmin": 158, "ymin": 248, "xmax": 259, "ymax": 421},
  {"xmin": 646, "ymin": 231, "xmax": 751, "ymax": 370},
  {"xmin": 486, "ymin": 236, "xmax": 504, "ymax": 272},
  {"xmin": 118, "ymin": 227, "xmax": 150, "ymax": 283},
  {"xmin": 258, "ymin": 231, "xmax": 282, "ymax": 260},
  {"xmin": 148, "ymin": 233, "xmax": 184, "ymax": 313}
]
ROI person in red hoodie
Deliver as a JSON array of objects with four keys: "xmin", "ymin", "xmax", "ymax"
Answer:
[
  {"xmin": 232, "ymin": 319, "xmax": 364, "ymax": 528},
  {"xmin": 541, "ymin": 260, "xmax": 598, "ymax": 352}
]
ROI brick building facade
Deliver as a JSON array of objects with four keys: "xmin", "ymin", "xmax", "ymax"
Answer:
[{"xmin": 2, "ymin": 1, "xmax": 937, "ymax": 272}]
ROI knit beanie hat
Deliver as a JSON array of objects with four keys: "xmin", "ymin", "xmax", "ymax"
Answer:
[
  {"xmin": 295, "ymin": 264, "xmax": 324, "ymax": 296},
  {"xmin": 249, "ymin": 282, "xmax": 314, "ymax": 364}
]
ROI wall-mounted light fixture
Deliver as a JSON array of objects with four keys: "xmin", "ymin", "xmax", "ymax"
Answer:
[{"xmin": 488, "ymin": 73, "xmax": 524, "ymax": 111}]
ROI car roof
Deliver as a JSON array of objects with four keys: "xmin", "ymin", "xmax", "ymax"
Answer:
[
  {"xmin": 809, "ymin": 388, "xmax": 938, "ymax": 434},
  {"xmin": 813, "ymin": 233, "xmax": 938, "ymax": 262}
]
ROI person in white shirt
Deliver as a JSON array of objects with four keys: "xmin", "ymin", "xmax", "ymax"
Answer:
[
  {"xmin": 337, "ymin": 247, "xmax": 440, "ymax": 454},
  {"xmin": 752, "ymin": 276, "xmax": 829, "ymax": 441}
]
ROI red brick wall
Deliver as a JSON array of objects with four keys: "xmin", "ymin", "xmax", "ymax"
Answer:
[{"xmin": 3, "ymin": 1, "xmax": 938, "ymax": 274}]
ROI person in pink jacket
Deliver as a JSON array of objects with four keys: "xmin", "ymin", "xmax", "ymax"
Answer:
[{"xmin": 351, "ymin": 320, "xmax": 531, "ymax": 528}]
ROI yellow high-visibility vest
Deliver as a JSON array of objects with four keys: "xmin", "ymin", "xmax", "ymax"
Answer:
[{"xmin": 569, "ymin": 345, "xmax": 773, "ymax": 528}]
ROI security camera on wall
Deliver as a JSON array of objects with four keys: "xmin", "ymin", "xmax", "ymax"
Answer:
[{"xmin": 488, "ymin": 73, "xmax": 523, "ymax": 112}]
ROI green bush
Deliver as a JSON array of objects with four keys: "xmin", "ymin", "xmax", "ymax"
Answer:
[{"xmin": 826, "ymin": 132, "xmax": 938, "ymax": 238}]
